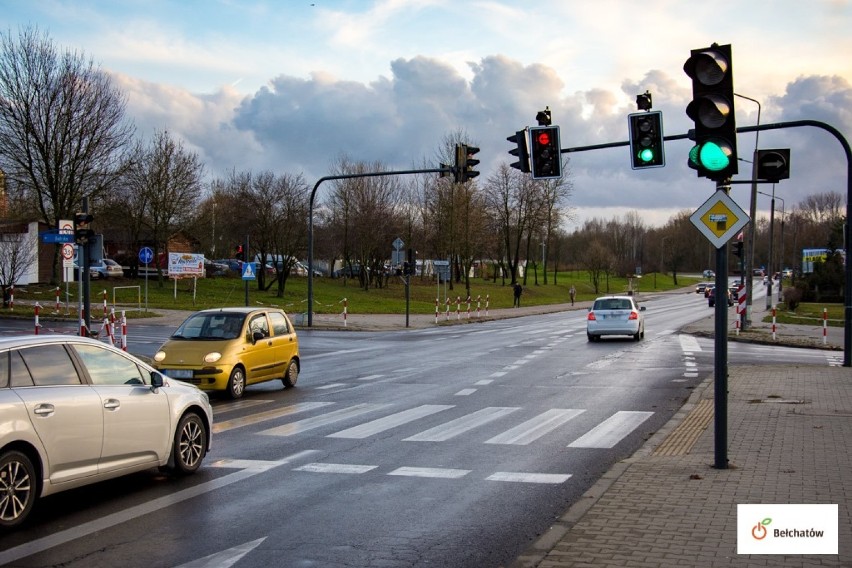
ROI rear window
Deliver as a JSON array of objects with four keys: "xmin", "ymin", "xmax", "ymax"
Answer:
[{"xmin": 593, "ymin": 299, "xmax": 633, "ymax": 310}]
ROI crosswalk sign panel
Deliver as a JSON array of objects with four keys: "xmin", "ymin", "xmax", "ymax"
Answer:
[{"xmin": 242, "ymin": 262, "xmax": 257, "ymax": 280}]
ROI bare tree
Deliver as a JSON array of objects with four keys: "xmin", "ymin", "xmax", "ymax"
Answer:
[
  {"xmin": 0, "ymin": 229, "xmax": 37, "ymax": 305},
  {"xmin": 0, "ymin": 26, "xmax": 134, "ymax": 279},
  {"xmin": 121, "ymin": 130, "xmax": 203, "ymax": 284}
]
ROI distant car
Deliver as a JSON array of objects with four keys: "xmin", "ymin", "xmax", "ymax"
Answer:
[
  {"xmin": 702, "ymin": 269, "xmax": 715, "ymax": 278},
  {"xmin": 587, "ymin": 295, "xmax": 646, "ymax": 342},
  {"xmin": 74, "ymin": 258, "xmax": 124, "ymax": 280},
  {"xmin": 695, "ymin": 282, "xmax": 711, "ymax": 294},
  {"xmin": 704, "ymin": 285, "xmax": 714, "ymax": 298},
  {"xmin": 204, "ymin": 260, "xmax": 229, "ymax": 277},
  {"xmin": 708, "ymin": 287, "xmax": 734, "ymax": 307},
  {"xmin": 0, "ymin": 335, "xmax": 212, "ymax": 528},
  {"xmin": 153, "ymin": 307, "xmax": 300, "ymax": 399}
]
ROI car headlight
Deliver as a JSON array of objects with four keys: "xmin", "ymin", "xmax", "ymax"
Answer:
[
  {"xmin": 204, "ymin": 352, "xmax": 222, "ymax": 364},
  {"xmin": 154, "ymin": 351, "xmax": 166, "ymax": 362}
]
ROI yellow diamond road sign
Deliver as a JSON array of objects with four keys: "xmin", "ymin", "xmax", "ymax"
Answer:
[{"xmin": 690, "ymin": 190, "xmax": 750, "ymax": 249}]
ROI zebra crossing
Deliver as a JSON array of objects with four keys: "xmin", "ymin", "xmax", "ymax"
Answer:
[
  {"xmin": 214, "ymin": 399, "xmax": 654, "ymax": 449},
  {"xmin": 210, "ymin": 399, "xmax": 654, "ymax": 485}
]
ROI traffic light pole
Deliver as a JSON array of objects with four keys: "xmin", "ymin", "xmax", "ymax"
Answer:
[
  {"xmin": 307, "ymin": 166, "xmax": 454, "ymax": 327},
  {"xmin": 563, "ymin": 118, "xmax": 852, "ymax": 367}
]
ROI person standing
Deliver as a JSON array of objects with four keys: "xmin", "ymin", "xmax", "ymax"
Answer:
[
  {"xmin": 513, "ymin": 282, "xmax": 522, "ymax": 307},
  {"xmin": 569, "ymin": 285, "xmax": 576, "ymax": 306}
]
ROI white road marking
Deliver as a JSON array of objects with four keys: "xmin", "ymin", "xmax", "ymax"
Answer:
[
  {"xmin": 213, "ymin": 402, "xmax": 334, "ymax": 433},
  {"xmin": 259, "ymin": 403, "xmax": 388, "ymax": 436},
  {"xmin": 357, "ymin": 374, "xmax": 384, "ymax": 381},
  {"xmin": 486, "ymin": 472, "xmax": 571, "ymax": 484},
  {"xmin": 327, "ymin": 405, "xmax": 454, "ymax": 439},
  {"xmin": 403, "ymin": 407, "xmax": 519, "ymax": 442},
  {"xmin": 314, "ymin": 383, "xmax": 348, "ymax": 390},
  {"xmin": 388, "ymin": 467, "xmax": 470, "ymax": 479},
  {"xmin": 173, "ymin": 537, "xmax": 267, "ymax": 568},
  {"xmin": 455, "ymin": 388, "xmax": 477, "ymax": 396},
  {"xmin": 475, "ymin": 379, "xmax": 494, "ymax": 385},
  {"xmin": 485, "ymin": 409, "xmax": 586, "ymax": 445},
  {"xmin": 294, "ymin": 463, "xmax": 377, "ymax": 474},
  {"xmin": 567, "ymin": 411, "xmax": 654, "ymax": 449}
]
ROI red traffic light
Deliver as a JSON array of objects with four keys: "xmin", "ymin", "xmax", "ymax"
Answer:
[{"xmin": 535, "ymin": 132, "xmax": 551, "ymax": 146}]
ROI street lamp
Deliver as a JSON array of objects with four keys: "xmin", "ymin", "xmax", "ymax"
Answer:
[
  {"xmin": 734, "ymin": 92, "xmax": 761, "ymax": 329},
  {"xmin": 758, "ymin": 189, "xmax": 785, "ymax": 297}
]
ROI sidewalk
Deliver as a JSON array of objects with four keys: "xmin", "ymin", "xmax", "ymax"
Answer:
[{"xmin": 508, "ymin": 310, "xmax": 851, "ymax": 567}]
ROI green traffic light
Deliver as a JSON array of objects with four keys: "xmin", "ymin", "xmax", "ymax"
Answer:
[
  {"xmin": 698, "ymin": 141, "xmax": 730, "ymax": 171},
  {"xmin": 638, "ymin": 148, "xmax": 655, "ymax": 163}
]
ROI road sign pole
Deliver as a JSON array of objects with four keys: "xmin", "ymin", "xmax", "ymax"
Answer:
[{"xmin": 714, "ymin": 232, "xmax": 729, "ymax": 470}]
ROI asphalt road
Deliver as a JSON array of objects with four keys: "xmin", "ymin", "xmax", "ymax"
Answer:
[{"xmin": 0, "ymin": 291, "xmax": 838, "ymax": 567}]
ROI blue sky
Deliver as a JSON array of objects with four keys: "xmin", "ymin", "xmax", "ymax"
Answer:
[{"xmin": 5, "ymin": 0, "xmax": 852, "ymax": 229}]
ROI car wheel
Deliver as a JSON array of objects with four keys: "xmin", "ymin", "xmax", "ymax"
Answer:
[
  {"xmin": 0, "ymin": 450, "xmax": 37, "ymax": 528},
  {"xmin": 634, "ymin": 330, "xmax": 641, "ymax": 341},
  {"xmin": 226, "ymin": 366, "xmax": 246, "ymax": 399},
  {"xmin": 170, "ymin": 413, "xmax": 207, "ymax": 475},
  {"xmin": 282, "ymin": 360, "xmax": 299, "ymax": 388}
]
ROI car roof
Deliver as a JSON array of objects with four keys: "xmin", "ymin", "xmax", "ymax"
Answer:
[
  {"xmin": 593, "ymin": 295, "xmax": 636, "ymax": 301},
  {"xmin": 0, "ymin": 334, "xmax": 113, "ymax": 351},
  {"xmin": 191, "ymin": 307, "xmax": 285, "ymax": 316}
]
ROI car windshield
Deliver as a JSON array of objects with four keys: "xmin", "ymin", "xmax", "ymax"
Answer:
[
  {"xmin": 593, "ymin": 298, "xmax": 633, "ymax": 311},
  {"xmin": 172, "ymin": 312, "xmax": 246, "ymax": 340}
]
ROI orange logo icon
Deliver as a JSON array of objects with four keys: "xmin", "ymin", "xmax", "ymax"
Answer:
[{"xmin": 752, "ymin": 517, "xmax": 772, "ymax": 540}]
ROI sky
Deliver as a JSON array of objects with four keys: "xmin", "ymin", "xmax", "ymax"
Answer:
[{"xmin": 5, "ymin": 0, "xmax": 852, "ymax": 230}]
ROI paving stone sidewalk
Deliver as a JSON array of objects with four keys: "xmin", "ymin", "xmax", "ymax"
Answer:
[{"xmin": 511, "ymin": 365, "xmax": 852, "ymax": 567}]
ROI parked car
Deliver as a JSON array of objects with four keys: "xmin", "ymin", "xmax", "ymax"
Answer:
[
  {"xmin": 708, "ymin": 287, "xmax": 734, "ymax": 307},
  {"xmin": 0, "ymin": 335, "xmax": 212, "ymax": 528},
  {"xmin": 153, "ymin": 307, "xmax": 300, "ymax": 399},
  {"xmin": 91, "ymin": 258, "xmax": 124, "ymax": 279},
  {"xmin": 586, "ymin": 295, "xmax": 646, "ymax": 342},
  {"xmin": 702, "ymin": 269, "xmax": 715, "ymax": 278},
  {"xmin": 204, "ymin": 260, "xmax": 229, "ymax": 277}
]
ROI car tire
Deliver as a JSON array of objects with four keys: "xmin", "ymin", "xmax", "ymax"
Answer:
[
  {"xmin": 170, "ymin": 413, "xmax": 207, "ymax": 475},
  {"xmin": 282, "ymin": 360, "xmax": 299, "ymax": 388},
  {"xmin": 634, "ymin": 330, "xmax": 641, "ymax": 341},
  {"xmin": 0, "ymin": 450, "xmax": 37, "ymax": 528},
  {"xmin": 226, "ymin": 366, "xmax": 246, "ymax": 399},
  {"xmin": 587, "ymin": 333, "xmax": 596, "ymax": 342}
]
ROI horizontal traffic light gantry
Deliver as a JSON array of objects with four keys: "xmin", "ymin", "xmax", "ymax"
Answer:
[
  {"xmin": 454, "ymin": 143, "xmax": 480, "ymax": 183},
  {"xmin": 628, "ymin": 111, "xmax": 665, "ymax": 169},
  {"xmin": 529, "ymin": 125, "xmax": 562, "ymax": 180},
  {"xmin": 684, "ymin": 43, "xmax": 738, "ymax": 181}
]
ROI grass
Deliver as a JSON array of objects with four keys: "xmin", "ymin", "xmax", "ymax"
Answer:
[
  {"xmin": 9, "ymin": 271, "xmax": 698, "ymax": 319},
  {"xmin": 770, "ymin": 303, "xmax": 845, "ymax": 327}
]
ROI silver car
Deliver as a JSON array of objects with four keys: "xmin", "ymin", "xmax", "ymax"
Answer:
[
  {"xmin": 586, "ymin": 295, "xmax": 646, "ymax": 341},
  {"xmin": 0, "ymin": 336, "xmax": 213, "ymax": 529}
]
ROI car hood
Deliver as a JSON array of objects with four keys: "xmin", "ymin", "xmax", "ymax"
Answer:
[{"xmin": 156, "ymin": 339, "xmax": 241, "ymax": 365}]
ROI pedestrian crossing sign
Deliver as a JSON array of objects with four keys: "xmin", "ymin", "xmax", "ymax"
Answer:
[{"xmin": 241, "ymin": 262, "xmax": 257, "ymax": 280}]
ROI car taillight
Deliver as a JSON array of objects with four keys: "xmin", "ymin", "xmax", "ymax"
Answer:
[
  {"xmin": 587, "ymin": 312, "xmax": 596, "ymax": 321},
  {"xmin": 629, "ymin": 311, "xmax": 639, "ymax": 320}
]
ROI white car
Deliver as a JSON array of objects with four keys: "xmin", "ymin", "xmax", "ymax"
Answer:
[
  {"xmin": 0, "ymin": 336, "xmax": 213, "ymax": 528},
  {"xmin": 586, "ymin": 295, "xmax": 646, "ymax": 341}
]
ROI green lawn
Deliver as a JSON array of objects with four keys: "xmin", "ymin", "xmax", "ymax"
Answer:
[
  {"xmin": 770, "ymin": 303, "xmax": 846, "ymax": 327},
  {"xmin": 13, "ymin": 271, "xmax": 698, "ymax": 318}
]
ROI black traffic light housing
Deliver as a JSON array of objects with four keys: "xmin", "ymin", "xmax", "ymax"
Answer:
[
  {"xmin": 731, "ymin": 241, "xmax": 743, "ymax": 258},
  {"xmin": 454, "ymin": 144, "xmax": 480, "ymax": 183},
  {"xmin": 628, "ymin": 111, "xmax": 665, "ymax": 169},
  {"xmin": 507, "ymin": 129, "xmax": 530, "ymax": 173},
  {"xmin": 684, "ymin": 43, "xmax": 738, "ymax": 181},
  {"xmin": 529, "ymin": 125, "xmax": 562, "ymax": 180},
  {"xmin": 74, "ymin": 212, "xmax": 94, "ymax": 245}
]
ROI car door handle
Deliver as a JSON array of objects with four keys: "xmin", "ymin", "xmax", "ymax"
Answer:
[
  {"xmin": 103, "ymin": 399, "xmax": 121, "ymax": 410},
  {"xmin": 33, "ymin": 404, "xmax": 55, "ymax": 416}
]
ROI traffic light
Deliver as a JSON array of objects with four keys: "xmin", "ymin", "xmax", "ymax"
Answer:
[
  {"xmin": 529, "ymin": 125, "xmax": 562, "ymax": 180},
  {"xmin": 628, "ymin": 111, "xmax": 665, "ymax": 169},
  {"xmin": 74, "ymin": 212, "xmax": 94, "ymax": 245},
  {"xmin": 235, "ymin": 244, "xmax": 244, "ymax": 260},
  {"xmin": 732, "ymin": 241, "xmax": 743, "ymax": 258},
  {"xmin": 454, "ymin": 144, "xmax": 480, "ymax": 183},
  {"xmin": 506, "ymin": 129, "xmax": 530, "ymax": 173},
  {"xmin": 684, "ymin": 43, "xmax": 738, "ymax": 181}
]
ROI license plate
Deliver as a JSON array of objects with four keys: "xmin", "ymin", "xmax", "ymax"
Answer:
[{"xmin": 165, "ymin": 369, "xmax": 193, "ymax": 379}]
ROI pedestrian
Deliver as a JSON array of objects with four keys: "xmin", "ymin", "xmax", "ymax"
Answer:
[
  {"xmin": 569, "ymin": 285, "xmax": 576, "ymax": 306},
  {"xmin": 513, "ymin": 282, "xmax": 522, "ymax": 307}
]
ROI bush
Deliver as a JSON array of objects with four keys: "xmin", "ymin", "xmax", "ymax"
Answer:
[{"xmin": 782, "ymin": 286, "xmax": 803, "ymax": 311}]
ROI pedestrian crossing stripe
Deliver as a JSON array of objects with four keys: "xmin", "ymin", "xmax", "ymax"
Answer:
[{"xmin": 233, "ymin": 402, "xmax": 654, "ymax": 450}]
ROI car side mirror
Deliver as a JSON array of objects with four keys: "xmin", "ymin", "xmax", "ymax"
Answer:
[
  {"xmin": 252, "ymin": 330, "xmax": 265, "ymax": 344},
  {"xmin": 150, "ymin": 372, "xmax": 164, "ymax": 390}
]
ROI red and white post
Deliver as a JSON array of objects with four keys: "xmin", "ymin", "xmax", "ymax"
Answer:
[
  {"xmin": 55, "ymin": 286, "xmax": 61, "ymax": 313},
  {"xmin": 823, "ymin": 308, "xmax": 828, "ymax": 345},
  {"xmin": 120, "ymin": 311, "xmax": 128, "ymax": 351},
  {"xmin": 771, "ymin": 307, "xmax": 777, "ymax": 340},
  {"xmin": 34, "ymin": 303, "xmax": 41, "ymax": 335},
  {"xmin": 343, "ymin": 298, "xmax": 348, "ymax": 327},
  {"xmin": 435, "ymin": 298, "xmax": 439, "ymax": 324}
]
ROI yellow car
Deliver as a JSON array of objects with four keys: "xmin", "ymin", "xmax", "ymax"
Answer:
[{"xmin": 153, "ymin": 307, "xmax": 300, "ymax": 399}]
